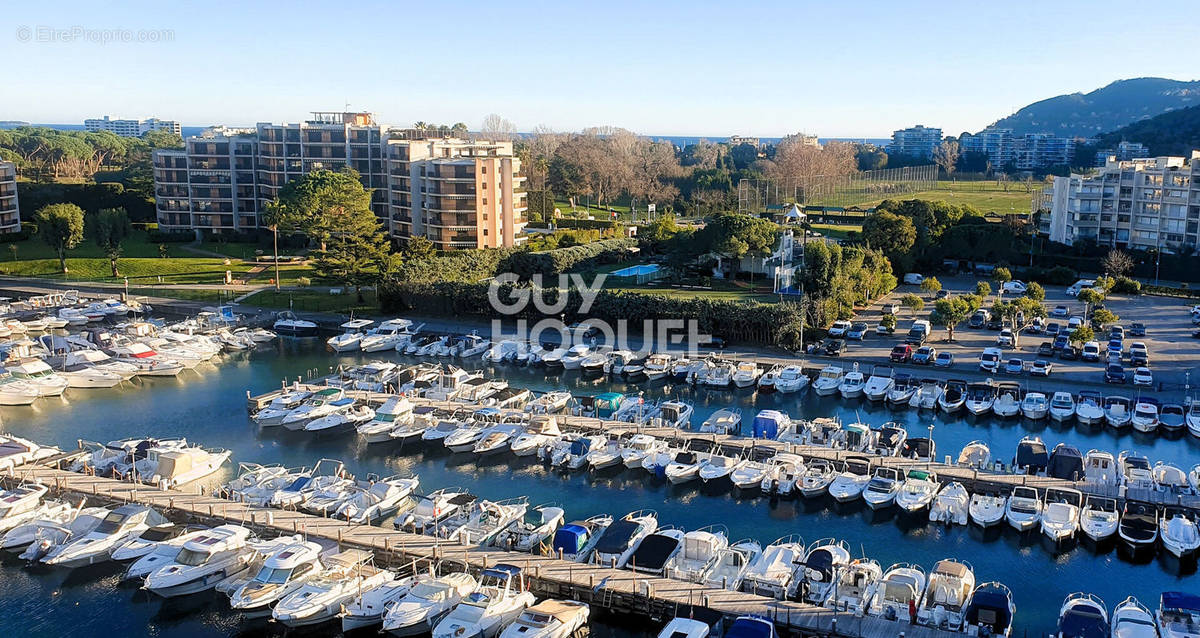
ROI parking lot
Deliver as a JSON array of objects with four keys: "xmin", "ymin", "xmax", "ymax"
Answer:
[{"xmin": 820, "ymin": 275, "xmax": 1200, "ymax": 391}]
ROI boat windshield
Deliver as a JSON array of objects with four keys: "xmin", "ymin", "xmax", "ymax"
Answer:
[
  {"xmin": 374, "ymin": 412, "xmax": 397, "ymax": 423},
  {"xmin": 94, "ymin": 511, "xmax": 128, "ymax": 534},
  {"xmin": 412, "ymin": 582, "xmax": 451, "ymax": 601},
  {"xmin": 175, "ymin": 548, "xmax": 212, "ymax": 566},
  {"xmin": 255, "ymin": 566, "xmax": 293, "ymax": 584}
]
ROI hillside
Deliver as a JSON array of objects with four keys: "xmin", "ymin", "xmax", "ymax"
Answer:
[
  {"xmin": 1092, "ymin": 104, "xmax": 1200, "ymax": 157},
  {"xmin": 986, "ymin": 77, "xmax": 1200, "ymax": 137}
]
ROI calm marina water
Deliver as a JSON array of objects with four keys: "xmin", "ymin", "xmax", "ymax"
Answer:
[{"xmin": 2, "ymin": 342, "xmax": 1198, "ymax": 636}]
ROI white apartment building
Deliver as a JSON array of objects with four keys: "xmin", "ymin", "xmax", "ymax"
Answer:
[
  {"xmin": 84, "ymin": 116, "xmax": 181, "ymax": 138},
  {"xmin": 960, "ymin": 129, "xmax": 1075, "ymax": 170},
  {"xmin": 0, "ymin": 161, "xmax": 19, "ymax": 232},
  {"xmin": 888, "ymin": 125, "xmax": 942, "ymax": 159},
  {"xmin": 1094, "ymin": 141, "xmax": 1149, "ymax": 166},
  {"xmin": 151, "ymin": 112, "xmax": 526, "ymax": 249},
  {"xmin": 1042, "ymin": 151, "xmax": 1200, "ymax": 254}
]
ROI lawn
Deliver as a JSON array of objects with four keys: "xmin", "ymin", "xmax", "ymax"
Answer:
[
  {"xmin": 808, "ymin": 223, "xmax": 862, "ymax": 240},
  {"xmin": 0, "ymin": 257, "xmax": 259, "ymax": 284},
  {"xmin": 815, "ymin": 180, "xmax": 1038, "ymax": 215},
  {"xmin": 3, "ymin": 229, "xmax": 191, "ymax": 261},
  {"xmin": 240, "ymin": 289, "xmax": 379, "ymax": 314}
]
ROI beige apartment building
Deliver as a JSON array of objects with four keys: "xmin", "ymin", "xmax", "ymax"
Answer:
[
  {"xmin": 0, "ymin": 161, "xmax": 19, "ymax": 232},
  {"xmin": 152, "ymin": 112, "xmax": 526, "ymax": 249}
]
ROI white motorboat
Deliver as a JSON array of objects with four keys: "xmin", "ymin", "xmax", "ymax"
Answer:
[
  {"xmin": 138, "ymin": 445, "xmax": 231, "ymax": 489},
  {"xmin": 358, "ymin": 396, "xmax": 416, "ymax": 443},
  {"xmin": 122, "ymin": 527, "xmax": 212, "ymax": 581},
  {"xmin": 304, "ymin": 400, "xmax": 375, "ymax": 435},
  {"xmin": 252, "ymin": 389, "xmax": 314, "ymax": 427},
  {"xmin": 863, "ymin": 365, "xmax": 895, "ymax": 401},
  {"xmin": 964, "ymin": 582, "xmax": 1015, "ymax": 638},
  {"xmin": 493, "ymin": 504, "xmax": 565, "ymax": 553},
  {"xmin": 938, "ymin": 380, "xmax": 967, "ymax": 413},
  {"xmin": 273, "ymin": 549, "xmax": 392, "ymax": 627},
  {"xmin": 0, "ymin": 483, "xmax": 49, "ymax": 532},
  {"xmin": 1049, "ymin": 391, "xmax": 1077, "ymax": 422},
  {"xmin": 360, "ymin": 319, "xmax": 418, "ymax": 352},
  {"xmin": 729, "ymin": 447, "xmax": 774, "ymax": 490},
  {"xmin": 798, "ymin": 459, "xmax": 835, "ymax": 499},
  {"xmin": 144, "ymin": 525, "xmax": 256, "ymax": 598},
  {"xmin": 702, "ymin": 540, "xmax": 760, "ymax": 591},
  {"xmin": 795, "ymin": 538, "xmax": 850, "ymax": 604},
  {"xmin": 1075, "ymin": 391, "xmax": 1106, "ymax": 426},
  {"xmin": 228, "ymin": 539, "xmax": 325, "ymax": 616},
  {"xmin": 1040, "ymin": 488, "xmax": 1082, "ymax": 544},
  {"xmin": 1131, "ymin": 400, "xmax": 1159, "ymax": 434},
  {"xmin": 1121, "ymin": 451, "xmax": 1155, "ymax": 492},
  {"xmin": 731, "ymin": 361, "xmax": 761, "ymax": 388},
  {"xmin": 11, "ymin": 506, "xmax": 102, "ymax": 559},
  {"xmin": 396, "ymin": 488, "xmax": 476, "ymax": 535},
  {"xmin": 666, "ymin": 526, "xmax": 728, "ymax": 583},
  {"xmin": 868, "ymin": 563, "xmax": 926, "ymax": 622},
  {"xmin": 1156, "ymin": 591, "xmax": 1200, "ymax": 638},
  {"xmin": 432, "ymin": 565, "xmax": 535, "ymax": 638},
  {"xmin": 498, "ymin": 599, "xmax": 589, "ymax": 638},
  {"xmin": 524, "ymin": 391, "xmax": 571, "ymax": 415},
  {"xmin": 110, "ymin": 522, "xmax": 189, "ymax": 561},
  {"xmin": 0, "ymin": 500, "xmax": 76, "ymax": 547},
  {"xmin": 1020, "ymin": 391, "xmax": 1049, "ymax": 420},
  {"xmin": 335, "ymin": 475, "xmax": 420, "ymax": 524},
  {"xmin": 862, "ymin": 467, "xmax": 902, "ymax": 510},
  {"xmin": 265, "ymin": 459, "xmax": 348, "ymax": 509},
  {"xmin": 929, "ymin": 482, "xmax": 969, "ymax": 526},
  {"xmin": 886, "ymin": 375, "xmax": 917, "ymax": 407},
  {"xmin": 1080, "ymin": 496, "xmax": 1120, "ymax": 542},
  {"xmin": 1153, "ymin": 462, "xmax": 1191, "ymax": 496},
  {"xmin": 812, "ymin": 365, "xmax": 844, "ymax": 396},
  {"xmin": 774, "ymin": 364, "xmax": 809, "ymax": 393},
  {"xmin": 1057, "ymin": 593, "xmax": 1108, "ymax": 638},
  {"xmin": 554, "ymin": 434, "xmax": 606, "ymax": 471},
  {"xmin": 474, "ymin": 423, "xmax": 526, "ymax": 456},
  {"xmin": 619, "ymin": 434, "xmax": 666, "ymax": 469},
  {"xmin": 1110, "ymin": 596, "xmax": 1156, "ymax": 638},
  {"xmin": 641, "ymin": 353, "xmax": 672, "ymax": 381},
  {"xmin": 837, "ymin": 366, "xmax": 866, "ymax": 399},
  {"xmin": 0, "ymin": 372, "xmax": 41, "ymax": 405},
  {"xmin": 328, "ymin": 319, "xmax": 374, "ymax": 352},
  {"xmin": 957, "ymin": 440, "xmax": 991, "ymax": 470},
  {"xmin": 42, "ymin": 504, "xmax": 167, "ymax": 568},
  {"xmin": 895, "ymin": 469, "xmax": 939, "ymax": 514},
  {"xmin": 559, "ymin": 345, "xmax": 591, "ymax": 370},
  {"xmin": 826, "ymin": 558, "xmax": 882, "ymax": 615},
  {"xmin": 991, "ymin": 384, "xmax": 1020, "ymax": 418},
  {"xmin": 1160, "ymin": 507, "xmax": 1200, "ymax": 558},
  {"xmin": 698, "ymin": 452, "xmax": 744, "ymax": 484},
  {"xmin": 455, "ymin": 334, "xmax": 491, "ymax": 359},
  {"xmin": 964, "ymin": 382, "xmax": 996, "ymax": 416},
  {"xmin": 0, "ymin": 434, "xmax": 58, "ymax": 471},
  {"xmin": 1188, "ymin": 400, "xmax": 1200, "ymax": 438},
  {"xmin": 279, "ymin": 387, "xmax": 348, "ymax": 430},
  {"xmin": 699, "ymin": 408, "xmax": 742, "ymax": 435},
  {"xmin": 665, "ymin": 450, "xmax": 705, "ymax": 485},
  {"xmin": 758, "ymin": 364, "xmax": 782, "ymax": 392},
  {"xmin": 916, "ymin": 559, "xmax": 975, "ymax": 631},
  {"xmin": 381, "ymin": 572, "xmax": 479, "ymax": 637},
  {"xmin": 5, "ymin": 359, "xmax": 69, "ymax": 396},
  {"xmin": 828, "ymin": 459, "xmax": 872, "ymax": 503},
  {"xmin": 449, "ymin": 498, "xmax": 528, "ymax": 546},
  {"xmin": 1084, "ymin": 450, "xmax": 1120, "ymax": 490},
  {"xmin": 342, "ymin": 571, "xmax": 417, "ymax": 632},
  {"xmin": 510, "ymin": 415, "xmax": 562, "ymax": 457},
  {"xmin": 1105, "ymin": 396, "xmax": 1133, "ymax": 429},
  {"xmin": 968, "ymin": 490, "xmax": 1006, "ymax": 528},
  {"xmin": 651, "ymin": 400, "xmax": 693, "ymax": 429},
  {"xmin": 1161, "ymin": 403, "xmax": 1187, "ymax": 433},
  {"xmin": 741, "ymin": 534, "xmax": 805, "ymax": 599},
  {"xmin": 591, "ymin": 510, "xmax": 658, "ymax": 568},
  {"xmin": 909, "ymin": 378, "xmax": 942, "ymax": 410},
  {"xmin": 700, "ymin": 360, "xmax": 735, "ymax": 388},
  {"xmin": 1005, "ymin": 486, "xmax": 1042, "ymax": 532},
  {"xmin": 550, "ymin": 514, "xmax": 612, "ymax": 563},
  {"xmin": 583, "ymin": 436, "xmax": 623, "ymax": 470}
]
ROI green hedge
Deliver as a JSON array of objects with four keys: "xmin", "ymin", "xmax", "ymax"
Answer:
[
  {"xmin": 379, "ymin": 280, "xmax": 803, "ymax": 347},
  {"xmin": 1143, "ymin": 284, "xmax": 1200, "ymax": 298},
  {"xmin": 499, "ymin": 238, "xmax": 636, "ymax": 278}
]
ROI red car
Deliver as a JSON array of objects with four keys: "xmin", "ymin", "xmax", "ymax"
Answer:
[{"xmin": 890, "ymin": 344, "xmax": 913, "ymax": 363}]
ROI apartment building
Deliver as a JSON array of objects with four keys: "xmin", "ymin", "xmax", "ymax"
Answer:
[
  {"xmin": 151, "ymin": 112, "xmax": 526, "ymax": 249},
  {"xmin": 0, "ymin": 161, "xmax": 20, "ymax": 233},
  {"xmin": 1041, "ymin": 151, "xmax": 1200, "ymax": 254},
  {"xmin": 387, "ymin": 138, "xmax": 527, "ymax": 250},
  {"xmin": 888, "ymin": 125, "xmax": 942, "ymax": 159},
  {"xmin": 1094, "ymin": 141, "xmax": 1149, "ymax": 166},
  {"xmin": 84, "ymin": 116, "xmax": 181, "ymax": 138},
  {"xmin": 960, "ymin": 129, "xmax": 1075, "ymax": 170}
]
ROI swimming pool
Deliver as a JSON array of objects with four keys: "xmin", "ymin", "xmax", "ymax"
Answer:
[{"xmin": 611, "ymin": 263, "xmax": 660, "ymax": 277}]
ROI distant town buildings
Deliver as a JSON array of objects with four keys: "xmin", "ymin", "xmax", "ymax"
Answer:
[
  {"xmin": 1094, "ymin": 141, "xmax": 1149, "ymax": 166},
  {"xmin": 0, "ymin": 161, "xmax": 19, "ymax": 233},
  {"xmin": 1040, "ymin": 151, "xmax": 1200, "ymax": 254},
  {"xmin": 727, "ymin": 135, "xmax": 761, "ymax": 148},
  {"xmin": 959, "ymin": 129, "xmax": 1075, "ymax": 170},
  {"xmin": 84, "ymin": 116, "xmax": 181, "ymax": 138},
  {"xmin": 151, "ymin": 112, "xmax": 526, "ymax": 250},
  {"xmin": 888, "ymin": 125, "xmax": 943, "ymax": 159}
]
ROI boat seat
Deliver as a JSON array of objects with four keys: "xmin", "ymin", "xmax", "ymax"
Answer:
[{"xmin": 934, "ymin": 587, "xmax": 948, "ymax": 605}]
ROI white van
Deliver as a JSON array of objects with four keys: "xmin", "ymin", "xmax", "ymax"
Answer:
[
  {"xmin": 979, "ymin": 347, "xmax": 1002, "ymax": 373},
  {"xmin": 903, "ymin": 273, "xmax": 924, "ymax": 285},
  {"xmin": 1066, "ymin": 279, "xmax": 1095, "ymax": 297}
]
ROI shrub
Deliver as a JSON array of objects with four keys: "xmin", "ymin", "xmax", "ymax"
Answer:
[
  {"xmin": 1045, "ymin": 265, "xmax": 1077, "ymax": 285},
  {"xmin": 1111, "ymin": 276, "xmax": 1141, "ymax": 295},
  {"xmin": 296, "ymin": 276, "xmax": 312, "ymax": 287}
]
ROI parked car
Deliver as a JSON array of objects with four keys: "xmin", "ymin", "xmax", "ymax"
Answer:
[
  {"xmin": 968, "ymin": 310, "xmax": 989, "ymax": 329},
  {"xmin": 1108, "ymin": 325, "xmax": 1125, "ymax": 340},
  {"xmin": 1128, "ymin": 342, "xmax": 1149, "ymax": 366},
  {"xmin": 1104, "ymin": 364, "xmax": 1126, "ymax": 384},
  {"xmin": 1059, "ymin": 346, "xmax": 1080, "ymax": 361},
  {"xmin": 997, "ymin": 329, "xmax": 1014, "ymax": 347},
  {"xmin": 986, "ymin": 319, "xmax": 1003, "ymax": 331},
  {"xmin": 1004, "ymin": 358, "xmax": 1025, "ymax": 375},
  {"xmin": 1030, "ymin": 360, "xmax": 1053, "ymax": 377},
  {"xmin": 1128, "ymin": 322, "xmax": 1146, "ymax": 337},
  {"xmin": 884, "ymin": 303, "xmax": 900, "ymax": 316},
  {"xmin": 828, "ymin": 320, "xmax": 851, "ymax": 337},
  {"xmin": 979, "ymin": 347, "xmax": 1002, "ymax": 373},
  {"xmin": 1106, "ymin": 339, "xmax": 1123, "ymax": 359},
  {"xmin": 1132, "ymin": 367, "xmax": 1153, "ymax": 387},
  {"xmin": 1052, "ymin": 334, "xmax": 1070, "ymax": 351},
  {"xmin": 903, "ymin": 273, "xmax": 925, "ymax": 285},
  {"xmin": 1080, "ymin": 341, "xmax": 1101, "ymax": 362},
  {"xmin": 935, "ymin": 289, "xmax": 950, "ymax": 300},
  {"xmin": 912, "ymin": 346, "xmax": 936, "ymax": 365},
  {"xmin": 1026, "ymin": 317, "xmax": 1045, "ymax": 334},
  {"xmin": 890, "ymin": 344, "xmax": 913, "ymax": 363},
  {"xmin": 933, "ymin": 352, "xmax": 955, "ymax": 368},
  {"xmin": 1002, "ymin": 280, "xmax": 1027, "ymax": 294},
  {"xmin": 1050, "ymin": 305, "xmax": 1069, "ymax": 317},
  {"xmin": 1045, "ymin": 322, "xmax": 1061, "ymax": 337},
  {"xmin": 846, "ymin": 322, "xmax": 869, "ymax": 340},
  {"xmin": 1037, "ymin": 341, "xmax": 1055, "ymax": 357},
  {"xmin": 875, "ymin": 321, "xmax": 895, "ymax": 335},
  {"xmin": 1067, "ymin": 316, "xmax": 1084, "ymax": 331},
  {"xmin": 824, "ymin": 339, "xmax": 846, "ymax": 356}
]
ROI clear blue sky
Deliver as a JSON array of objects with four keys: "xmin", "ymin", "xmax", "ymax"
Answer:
[{"xmin": 4, "ymin": 0, "xmax": 1198, "ymax": 138}]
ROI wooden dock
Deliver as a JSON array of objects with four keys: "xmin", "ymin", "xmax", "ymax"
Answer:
[
  {"xmin": 4, "ymin": 458, "xmax": 959, "ymax": 638},
  {"xmin": 249, "ymin": 384, "xmax": 1200, "ymax": 511}
]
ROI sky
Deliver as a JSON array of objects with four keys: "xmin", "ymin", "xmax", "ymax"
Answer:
[{"xmin": 4, "ymin": 0, "xmax": 1199, "ymax": 138}]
